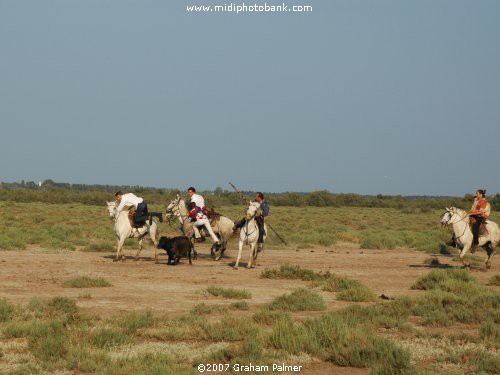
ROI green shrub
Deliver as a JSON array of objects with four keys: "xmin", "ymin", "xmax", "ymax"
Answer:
[
  {"xmin": 260, "ymin": 263, "xmax": 323, "ymax": 281},
  {"xmin": 117, "ymin": 311, "xmax": 155, "ymax": 333},
  {"xmin": 268, "ymin": 288, "xmax": 325, "ymax": 312},
  {"xmin": 202, "ymin": 315, "xmax": 255, "ymax": 341},
  {"xmin": 27, "ymin": 320, "xmax": 68, "ymax": 363},
  {"xmin": 231, "ymin": 301, "xmax": 249, "ymax": 310},
  {"xmin": 321, "ymin": 277, "xmax": 376, "ymax": 302},
  {"xmin": 268, "ymin": 315, "xmax": 317, "ymax": 354},
  {"xmin": 205, "ymin": 286, "xmax": 251, "ymax": 299},
  {"xmin": 480, "ymin": 320, "xmax": 500, "ymax": 347},
  {"xmin": 63, "ymin": 276, "xmax": 112, "ymax": 288},
  {"xmin": 0, "ymin": 298, "xmax": 15, "ymax": 322},
  {"xmin": 411, "ymin": 269, "xmax": 476, "ymax": 291},
  {"xmin": 488, "ymin": 274, "xmax": 500, "ymax": 286},
  {"xmin": 91, "ymin": 328, "xmax": 131, "ymax": 348}
]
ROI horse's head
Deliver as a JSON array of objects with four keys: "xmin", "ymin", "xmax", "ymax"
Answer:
[
  {"xmin": 440, "ymin": 207, "xmax": 463, "ymax": 227},
  {"xmin": 165, "ymin": 194, "xmax": 182, "ymax": 219},
  {"xmin": 106, "ymin": 201, "xmax": 117, "ymax": 220},
  {"xmin": 245, "ymin": 202, "xmax": 260, "ymax": 220}
]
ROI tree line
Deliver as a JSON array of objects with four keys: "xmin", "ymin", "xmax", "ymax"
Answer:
[{"xmin": 1, "ymin": 180, "xmax": 499, "ymax": 210}]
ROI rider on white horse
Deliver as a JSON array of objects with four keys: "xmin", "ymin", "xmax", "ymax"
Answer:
[
  {"xmin": 187, "ymin": 187, "xmax": 219, "ymax": 244},
  {"xmin": 115, "ymin": 191, "xmax": 162, "ymax": 227},
  {"xmin": 447, "ymin": 189, "xmax": 490, "ymax": 251},
  {"xmin": 233, "ymin": 192, "xmax": 269, "ymax": 252}
]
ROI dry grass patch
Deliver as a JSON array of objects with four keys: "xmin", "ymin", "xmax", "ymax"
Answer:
[
  {"xmin": 205, "ymin": 286, "xmax": 251, "ymax": 299},
  {"xmin": 63, "ymin": 276, "xmax": 111, "ymax": 288},
  {"xmin": 488, "ymin": 274, "xmax": 500, "ymax": 286},
  {"xmin": 262, "ymin": 264, "xmax": 376, "ymax": 302}
]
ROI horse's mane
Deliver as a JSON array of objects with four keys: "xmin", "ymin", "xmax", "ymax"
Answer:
[{"xmin": 450, "ymin": 207, "xmax": 468, "ymax": 218}]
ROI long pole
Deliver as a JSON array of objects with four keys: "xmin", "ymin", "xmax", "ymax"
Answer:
[{"xmin": 228, "ymin": 182, "xmax": 288, "ymax": 246}]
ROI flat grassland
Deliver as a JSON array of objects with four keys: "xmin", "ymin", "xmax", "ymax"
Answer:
[{"xmin": 0, "ymin": 202, "xmax": 499, "ymax": 374}]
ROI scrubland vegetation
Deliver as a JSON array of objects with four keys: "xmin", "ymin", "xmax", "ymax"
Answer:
[
  {"xmin": 1, "ymin": 184, "xmax": 499, "ymax": 373},
  {"xmin": 2, "ymin": 200, "xmax": 498, "ymax": 253},
  {"xmin": 0, "ymin": 267, "xmax": 498, "ymax": 374}
]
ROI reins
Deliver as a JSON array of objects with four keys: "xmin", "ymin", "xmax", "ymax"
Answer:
[{"xmin": 444, "ymin": 209, "xmax": 469, "ymax": 242}]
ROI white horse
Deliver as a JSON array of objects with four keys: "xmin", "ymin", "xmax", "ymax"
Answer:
[
  {"xmin": 440, "ymin": 207, "xmax": 499, "ymax": 269},
  {"xmin": 106, "ymin": 201, "xmax": 160, "ymax": 263},
  {"xmin": 165, "ymin": 195, "xmax": 234, "ymax": 260},
  {"xmin": 234, "ymin": 202, "xmax": 267, "ymax": 269}
]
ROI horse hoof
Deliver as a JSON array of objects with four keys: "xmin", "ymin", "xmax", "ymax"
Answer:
[
  {"xmin": 113, "ymin": 258, "xmax": 119, "ymax": 262},
  {"xmin": 250, "ymin": 265, "xmax": 256, "ymax": 269},
  {"xmin": 486, "ymin": 262, "xmax": 491, "ymax": 269},
  {"xmin": 134, "ymin": 258, "xmax": 139, "ymax": 262},
  {"xmin": 233, "ymin": 266, "xmax": 238, "ymax": 270}
]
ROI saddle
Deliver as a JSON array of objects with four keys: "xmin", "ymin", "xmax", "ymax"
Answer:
[
  {"xmin": 468, "ymin": 219, "xmax": 489, "ymax": 236},
  {"xmin": 128, "ymin": 210, "xmax": 144, "ymax": 229},
  {"xmin": 206, "ymin": 208, "xmax": 222, "ymax": 225}
]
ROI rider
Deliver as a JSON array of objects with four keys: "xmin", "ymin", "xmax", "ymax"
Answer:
[
  {"xmin": 233, "ymin": 192, "xmax": 270, "ymax": 252},
  {"xmin": 187, "ymin": 187, "xmax": 218, "ymax": 243},
  {"xmin": 446, "ymin": 189, "xmax": 490, "ymax": 249},
  {"xmin": 115, "ymin": 191, "xmax": 162, "ymax": 226},
  {"xmin": 469, "ymin": 189, "xmax": 490, "ymax": 250}
]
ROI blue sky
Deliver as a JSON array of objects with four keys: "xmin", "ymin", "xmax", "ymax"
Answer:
[{"xmin": 1, "ymin": 1, "xmax": 499, "ymax": 195}]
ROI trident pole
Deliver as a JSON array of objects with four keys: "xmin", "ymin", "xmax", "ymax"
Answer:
[{"xmin": 228, "ymin": 182, "xmax": 288, "ymax": 246}]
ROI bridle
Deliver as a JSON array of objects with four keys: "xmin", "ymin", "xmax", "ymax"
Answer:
[
  {"xmin": 442, "ymin": 208, "xmax": 469, "ymax": 241},
  {"xmin": 107, "ymin": 203, "xmax": 118, "ymax": 223},
  {"xmin": 165, "ymin": 199, "xmax": 191, "ymax": 226},
  {"xmin": 242, "ymin": 206, "xmax": 258, "ymax": 239}
]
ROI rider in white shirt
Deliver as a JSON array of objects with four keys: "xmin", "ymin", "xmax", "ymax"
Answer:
[{"xmin": 115, "ymin": 191, "xmax": 162, "ymax": 226}]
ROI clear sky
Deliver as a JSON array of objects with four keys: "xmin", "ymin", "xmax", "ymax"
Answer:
[{"xmin": 1, "ymin": 0, "xmax": 499, "ymax": 196}]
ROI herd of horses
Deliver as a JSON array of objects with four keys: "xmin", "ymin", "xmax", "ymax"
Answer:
[
  {"xmin": 106, "ymin": 199, "xmax": 500, "ymax": 270},
  {"xmin": 106, "ymin": 195, "xmax": 266, "ymax": 269}
]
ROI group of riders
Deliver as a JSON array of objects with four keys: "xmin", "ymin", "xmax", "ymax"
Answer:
[
  {"xmin": 114, "ymin": 187, "xmax": 270, "ymax": 250},
  {"xmin": 114, "ymin": 187, "xmax": 492, "ymax": 254},
  {"xmin": 447, "ymin": 189, "xmax": 491, "ymax": 251}
]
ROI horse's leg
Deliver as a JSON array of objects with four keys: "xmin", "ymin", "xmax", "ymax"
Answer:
[
  {"xmin": 191, "ymin": 237, "xmax": 198, "ymax": 260},
  {"xmin": 234, "ymin": 240, "xmax": 244, "ymax": 269},
  {"xmin": 115, "ymin": 236, "xmax": 126, "ymax": 261},
  {"xmin": 215, "ymin": 240, "xmax": 227, "ymax": 261},
  {"xmin": 150, "ymin": 223, "xmax": 159, "ymax": 264},
  {"xmin": 485, "ymin": 242, "xmax": 495, "ymax": 270},
  {"xmin": 247, "ymin": 242, "xmax": 257, "ymax": 269},
  {"xmin": 459, "ymin": 242, "xmax": 472, "ymax": 268},
  {"xmin": 135, "ymin": 237, "xmax": 143, "ymax": 261}
]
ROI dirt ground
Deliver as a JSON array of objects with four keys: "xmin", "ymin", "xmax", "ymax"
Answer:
[{"xmin": 0, "ymin": 244, "xmax": 497, "ymax": 374}]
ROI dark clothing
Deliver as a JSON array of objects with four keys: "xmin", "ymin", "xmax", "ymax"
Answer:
[
  {"xmin": 134, "ymin": 202, "xmax": 149, "ymax": 225},
  {"xmin": 233, "ymin": 200, "xmax": 269, "ymax": 244},
  {"xmin": 471, "ymin": 214, "xmax": 485, "ymax": 246},
  {"xmin": 256, "ymin": 216, "xmax": 266, "ymax": 244},
  {"xmin": 260, "ymin": 200, "xmax": 270, "ymax": 217}
]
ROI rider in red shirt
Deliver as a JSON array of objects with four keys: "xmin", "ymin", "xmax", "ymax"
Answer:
[{"xmin": 469, "ymin": 189, "xmax": 490, "ymax": 249}]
